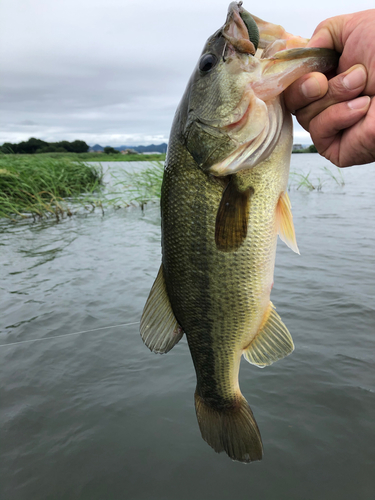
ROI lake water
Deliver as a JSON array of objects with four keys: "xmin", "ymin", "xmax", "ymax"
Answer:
[{"xmin": 1, "ymin": 155, "xmax": 374, "ymax": 500}]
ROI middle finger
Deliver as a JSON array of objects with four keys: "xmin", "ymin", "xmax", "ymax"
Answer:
[{"xmin": 296, "ymin": 64, "xmax": 367, "ymax": 131}]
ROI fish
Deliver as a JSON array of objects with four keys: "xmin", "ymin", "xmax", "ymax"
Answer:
[{"xmin": 140, "ymin": 1, "xmax": 338, "ymax": 463}]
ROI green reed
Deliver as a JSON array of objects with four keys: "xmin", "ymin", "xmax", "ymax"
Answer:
[
  {"xmin": 321, "ymin": 166, "xmax": 345, "ymax": 187},
  {"xmin": 108, "ymin": 161, "xmax": 345, "ymax": 207},
  {"xmin": 1, "ymin": 154, "xmax": 346, "ymax": 221},
  {"xmin": 107, "ymin": 161, "xmax": 164, "ymax": 208},
  {"xmin": 289, "ymin": 166, "xmax": 345, "ymax": 191},
  {"xmin": 290, "ymin": 171, "xmax": 316, "ymax": 191},
  {"xmin": 0, "ymin": 156, "xmax": 103, "ymax": 220}
]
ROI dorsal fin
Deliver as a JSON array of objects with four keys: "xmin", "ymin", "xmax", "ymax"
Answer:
[
  {"xmin": 243, "ymin": 302, "xmax": 294, "ymax": 367},
  {"xmin": 276, "ymin": 191, "xmax": 299, "ymax": 254},
  {"xmin": 215, "ymin": 178, "xmax": 253, "ymax": 252},
  {"xmin": 140, "ymin": 264, "xmax": 183, "ymax": 353}
]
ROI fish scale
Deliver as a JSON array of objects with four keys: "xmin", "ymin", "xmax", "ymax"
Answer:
[
  {"xmin": 140, "ymin": 1, "xmax": 338, "ymax": 463},
  {"xmin": 162, "ymin": 118, "xmax": 291, "ymax": 406}
]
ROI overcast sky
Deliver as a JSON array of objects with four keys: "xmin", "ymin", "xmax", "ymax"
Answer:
[{"xmin": 0, "ymin": 0, "xmax": 373, "ymax": 147}]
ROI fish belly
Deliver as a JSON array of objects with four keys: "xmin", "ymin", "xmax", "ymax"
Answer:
[{"xmin": 162, "ymin": 142, "xmax": 286, "ymax": 404}]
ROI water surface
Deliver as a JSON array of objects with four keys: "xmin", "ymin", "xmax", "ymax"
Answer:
[{"xmin": 1, "ymin": 155, "xmax": 374, "ymax": 500}]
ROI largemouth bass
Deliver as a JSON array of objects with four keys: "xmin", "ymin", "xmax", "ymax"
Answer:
[{"xmin": 141, "ymin": 1, "xmax": 338, "ymax": 463}]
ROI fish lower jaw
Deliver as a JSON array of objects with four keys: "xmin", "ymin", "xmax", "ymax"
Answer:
[
  {"xmin": 224, "ymin": 101, "xmax": 252, "ymax": 133},
  {"xmin": 210, "ymin": 98, "xmax": 283, "ymax": 176},
  {"xmin": 209, "ymin": 126, "xmax": 268, "ymax": 176},
  {"xmin": 209, "ymin": 139, "xmax": 254, "ymax": 176}
]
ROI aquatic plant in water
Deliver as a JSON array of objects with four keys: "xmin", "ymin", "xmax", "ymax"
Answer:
[
  {"xmin": 107, "ymin": 161, "xmax": 345, "ymax": 208},
  {"xmin": 0, "ymin": 156, "xmax": 103, "ymax": 220},
  {"xmin": 107, "ymin": 161, "xmax": 164, "ymax": 208},
  {"xmin": 289, "ymin": 166, "xmax": 345, "ymax": 191},
  {"xmin": 321, "ymin": 165, "xmax": 345, "ymax": 187},
  {"xmin": 1, "ymin": 155, "xmax": 345, "ymax": 221}
]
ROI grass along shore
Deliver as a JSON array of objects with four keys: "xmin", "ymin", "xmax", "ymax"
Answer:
[
  {"xmin": 108, "ymin": 161, "xmax": 164, "ymax": 209},
  {"xmin": 0, "ymin": 153, "xmax": 165, "ymax": 220},
  {"xmin": 0, "ymin": 153, "xmax": 345, "ymax": 221},
  {"xmin": 0, "ymin": 155, "xmax": 103, "ymax": 220}
]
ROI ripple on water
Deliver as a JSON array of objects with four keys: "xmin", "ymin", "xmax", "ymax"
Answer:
[{"xmin": 1, "ymin": 159, "xmax": 374, "ymax": 500}]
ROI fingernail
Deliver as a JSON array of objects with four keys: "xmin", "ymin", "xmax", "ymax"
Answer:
[
  {"xmin": 348, "ymin": 95, "xmax": 370, "ymax": 110},
  {"xmin": 343, "ymin": 66, "xmax": 366, "ymax": 90},
  {"xmin": 301, "ymin": 76, "xmax": 321, "ymax": 98}
]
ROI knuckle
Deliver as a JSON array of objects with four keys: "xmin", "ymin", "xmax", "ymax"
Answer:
[
  {"xmin": 369, "ymin": 122, "xmax": 375, "ymax": 141},
  {"xmin": 327, "ymin": 75, "xmax": 347, "ymax": 98},
  {"xmin": 307, "ymin": 116, "xmax": 319, "ymax": 139},
  {"xmin": 283, "ymin": 86, "xmax": 295, "ymax": 112},
  {"xmin": 295, "ymin": 109, "xmax": 310, "ymax": 132}
]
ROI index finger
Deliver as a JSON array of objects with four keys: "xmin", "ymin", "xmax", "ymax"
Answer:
[{"xmin": 308, "ymin": 15, "xmax": 347, "ymax": 52}]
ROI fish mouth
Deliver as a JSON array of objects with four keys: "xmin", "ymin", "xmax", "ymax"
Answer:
[{"xmin": 223, "ymin": 2, "xmax": 257, "ymax": 55}]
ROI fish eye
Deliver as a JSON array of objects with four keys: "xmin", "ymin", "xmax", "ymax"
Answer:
[{"xmin": 199, "ymin": 53, "xmax": 217, "ymax": 73}]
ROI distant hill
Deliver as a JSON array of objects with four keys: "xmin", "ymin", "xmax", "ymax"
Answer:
[
  {"xmin": 89, "ymin": 143, "xmax": 167, "ymax": 153},
  {"xmin": 90, "ymin": 144, "xmax": 105, "ymax": 152}
]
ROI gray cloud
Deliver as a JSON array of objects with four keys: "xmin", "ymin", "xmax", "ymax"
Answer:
[{"xmin": 18, "ymin": 120, "xmax": 39, "ymax": 126}]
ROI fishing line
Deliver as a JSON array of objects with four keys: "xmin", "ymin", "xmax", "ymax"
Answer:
[{"xmin": 0, "ymin": 321, "xmax": 140, "ymax": 348}]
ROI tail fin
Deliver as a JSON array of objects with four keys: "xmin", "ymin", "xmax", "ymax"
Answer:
[{"xmin": 194, "ymin": 392, "xmax": 263, "ymax": 463}]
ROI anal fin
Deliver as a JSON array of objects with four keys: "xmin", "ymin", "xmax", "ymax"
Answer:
[
  {"xmin": 140, "ymin": 264, "xmax": 183, "ymax": 353},
  {"xmin": 215, "ymin": 178, "xmax": 253, "ymax": 252},
  {"xmin": 243, "ymin": 302, "xmax": 294, "ymax": 367},
  {"xmin": 276, "ymin": 191, "xmax": 299, "ymax": 254}
]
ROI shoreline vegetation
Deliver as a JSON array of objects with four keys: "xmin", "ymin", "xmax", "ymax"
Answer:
[
  {"xmin": 0, "ymin": 153, "xmax": 167, "ymax": 221},
  {"xmin": 292, "ymin": 144, "xmax": 318, "ymax": 154},
  {"xmin": 8, "ymin": 151, "xmax": 167, "ymax": 162},
  {"xmin": 0, "ymin": 137, "xmax": 340, "ymax": 221},
  {"xmin": 0, "ymin": 156, "xmax": 103, "ymax": 221},
  {"xmin": 0, "ymin": 154, "xmax": 344, "ymax": 221},
  {"xmin": 0, "ymin": 138, "xmax": 165, "ymax": 219}
]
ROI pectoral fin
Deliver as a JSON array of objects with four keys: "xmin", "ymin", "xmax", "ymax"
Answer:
[
  {"xmin": 276, "ymin": 191, "xmax": 299, "ymax": 254},
  {"xmin": 243, "ymin": 302, "xmax": 294, "ymax": 367},
  {"xmin": 215, "ymin": 178, "xmax": 253, "ymax": 252},
  {"xmin": 140, "ymin": 265, "xmax": 183, "ymax": 353}
]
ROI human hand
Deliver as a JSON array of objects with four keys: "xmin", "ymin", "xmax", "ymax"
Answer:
[{"xmin": 284, "ymin": 10, "xmax": 375, "ymax": 167}]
